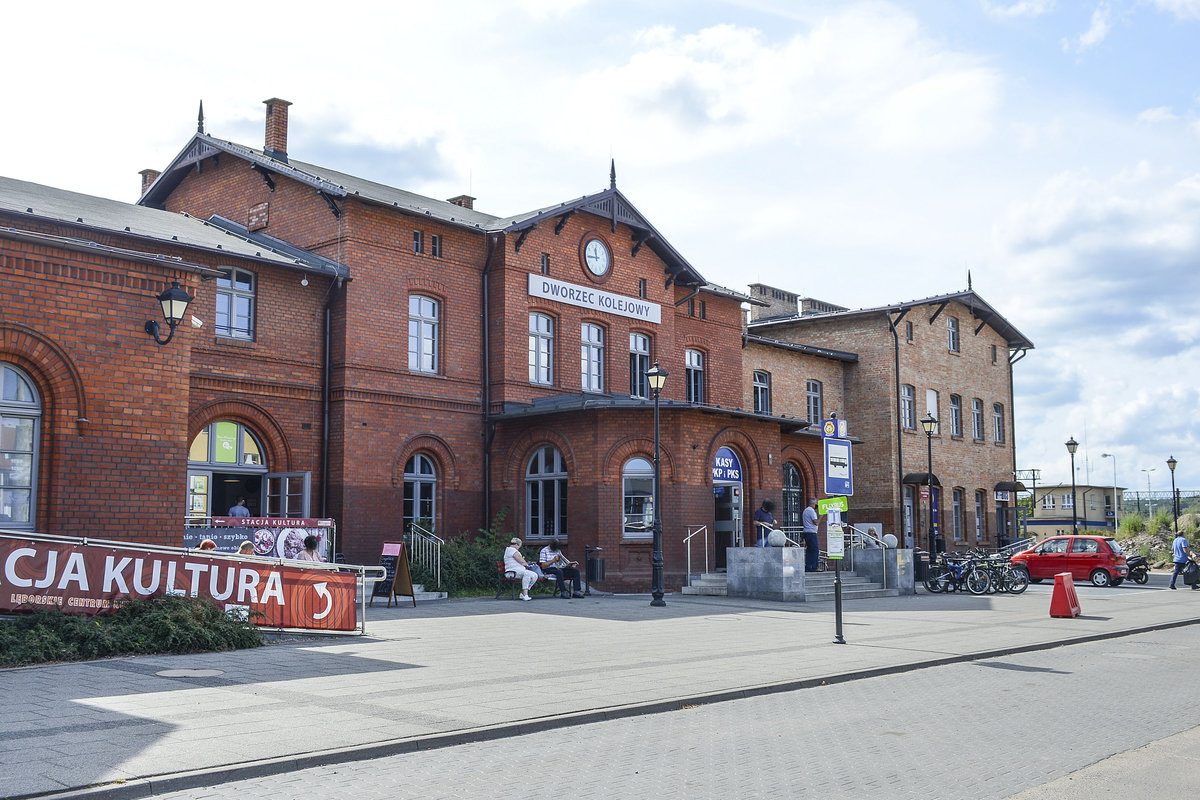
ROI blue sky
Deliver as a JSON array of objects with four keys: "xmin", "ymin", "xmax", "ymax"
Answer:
[{"xmin": 4, "ymin": 0, "xmax": 1199, "ymax": 492}]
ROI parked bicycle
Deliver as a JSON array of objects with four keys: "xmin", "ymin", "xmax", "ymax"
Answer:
[{"xmin": 924, "ymin": 552, "xmax": 990, "ymax": 594}]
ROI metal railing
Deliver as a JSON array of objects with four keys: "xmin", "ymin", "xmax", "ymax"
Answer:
[
  {"xmin": 996, "ymin": 536, "xmax": 1035, "ymax": 558},
  {"xmin": 405, "ymin": 522, "xmax": 444, "ymax": 588},
  {"xmin": 683, "ymin": 525, "xmax": 709, "ymax": 586}
]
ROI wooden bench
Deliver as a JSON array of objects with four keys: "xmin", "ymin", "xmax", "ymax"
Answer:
[{"xmin": 496, "ymin": 561, "xmax": 521, "ymax": 599}]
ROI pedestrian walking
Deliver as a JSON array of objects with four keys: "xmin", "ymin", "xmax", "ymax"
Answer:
[{"xmin": 1168, "ymin": 531, "xmax": 1197, "ymax": 590}]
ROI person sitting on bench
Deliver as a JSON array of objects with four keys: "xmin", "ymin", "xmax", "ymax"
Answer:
[
  {"xmin": 503, "ymin": 537, "xmax": 539, "ymax": 601},
  {"xmin": 538, "ymin": 540, "xmax": 584, "ymax": 599}
]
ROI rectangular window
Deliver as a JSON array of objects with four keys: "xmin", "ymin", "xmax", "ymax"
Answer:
[
  {"xmin": 215, "ymin": 268, "xmax": 255, "ymax": 339},
  {"xmin": 975, "ymin": 490, "xmax": 985, "ymax": 542},
  {"xmin": 953, "ymin": 489, "xmax": 964, "ymax": 541},
  {"xmin": 687, "ymin": 298, "xmax": 695, "ymax": 317},
  {"xmin": 581, "ymin": 323, "xmax": 604, "ymax": 392},
  {"xmin": 529, "ymin": 313, "xmax": 554, "ymax": 385},
  {"xmin": 948, "ymin": 316, "xmax": 960, "ymax": 352},
  {"xmin": 685, "ymin": 349, "xmax": 704, "ymax": 404},
  {"xmin": 806, "ymin": 380, "xmax": 823, "ymax": 423},
  {"xmin": 412, "ymin": 230, "xmax": 423, "ymax": 254},
  {"xmin": 431, "ymin": 234, "xmax": 442, "ymax": 258},
  {"xmin": 993, "ymin": 403, "xmax": 1005, "ymax": 444},
  {"xmin": 905, "ymin": 321, "xmax": 913, "ymax": 341},
  {"xmin": 629, "ymin": 333, "xmax": 650, "ymax": 398},
  {"xmin": 1041, "ymin": 494, "xmax": 1056, "ymax": 509},
  {"xmin": 623, "ymin": 458, "xmax": 655, "ymax": 540},
  {"xmin": 638, "ymin": 279, "xmax": 647, "ymax": 299},
  {"xmin": 972, "ymin": 398, "xmax": 984, "ymax": 440},
  {"xmin": 407, "ymin": 295, "xmax": 439, "ymax": 373},
  {"xmin": 1063, "ymin": 493, "xmax": 1074, "ymax": 510},
  {"xmin": 266, "ymin": 473, "xmax": 310, "ymax": 518},
  {"xmin": 926, "ymin": 389, "xmax": 939, "ymax": 433},
  {"xmin": 901, "ymin": 385, "xmax": 915, "ymax": 430},
  {"xmin": 753, "ymin": 371, "xmax": 771, "ymax": 414},
  {"xmin": 949, "ymin": 395, "xmax": 962, "ymax": 437},
  {"xmin": 991, "ymin": 344, "xmax": 998, "ymax": 363},
  {"xmin": 540, "ymin": 253, "xmax": 550, "ymax": 275},
  {"xmin": 698, "ymin": 300, "xmax": 706, "ymax": 319}
]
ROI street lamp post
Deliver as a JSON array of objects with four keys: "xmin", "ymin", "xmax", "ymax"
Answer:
[
  {"xmin": 1066, "ymin": 437, "xmax": 1079, "ymax": 534},
  {"xmin": 1101, "ymin": 453, "xmax": 1119, "ymax": 532},
  {"xmin": 921, "ymin": 414, "xmax": 938, "ymax": 561},
  {"xmin": 1167, "ymin": 456, "xmax": 1179, "ymax": 533},
  {"xmin": 1141, "ymin": 468, "xmax": 1156, "ymax": 516},
  {"xmin": 646, "ymin": 362, "xmax": 668, "ymax": 607}
]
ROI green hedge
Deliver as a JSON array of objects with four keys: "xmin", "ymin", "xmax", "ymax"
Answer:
[
  {"xmin": 409, "ymin": 508, "xmax": 558, "ymax": 596},
  {"xmin": 0, "ymin": 595, "xmax": 263, "ymax": 668}
]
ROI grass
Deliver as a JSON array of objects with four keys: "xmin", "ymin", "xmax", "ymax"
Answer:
[{"xmin": 0, "ymin": 595, "xmax": 263, "ymax": 668}]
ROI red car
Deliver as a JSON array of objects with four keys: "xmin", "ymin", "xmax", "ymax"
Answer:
[{"xmin": 1009, "ymin": 535, "xmax": 1129, "ymax": 587}]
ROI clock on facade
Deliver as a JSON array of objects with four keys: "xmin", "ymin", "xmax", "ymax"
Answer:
[{"xmin": 583, "ymin": 237, "xmax": 611, "ymax": 277}]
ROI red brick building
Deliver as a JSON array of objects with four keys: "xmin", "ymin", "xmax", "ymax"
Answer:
[{"xmin": 746, "ymin": 283, "xmax": 1034, "ymax": 551}]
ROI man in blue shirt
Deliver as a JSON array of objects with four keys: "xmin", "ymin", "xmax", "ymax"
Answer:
[
  {"xmin": 1169, "ymin": 532, "xmax": 1195, "ymax": 590},
  {"xmin": 753, "ymin": 500, "xmax": 776, "ymax": 547},
  {"xmin": 228, "ymin": 497, "xmax": 251, "ymax": 517}
]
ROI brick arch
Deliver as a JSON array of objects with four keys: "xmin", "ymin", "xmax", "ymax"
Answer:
[
  {"xmin": 499, "ymin": 427, "xmax": 577, "ymax": 489},
  {"xmin": 392, "ymin": 434, "xmax": 459, "ymax": 490},
  {"xmin": 188, "ymin": 400, "xmax": 292, "ymax": 472},
  {"xmin": 600, "ymin": 436, "xmax": 677, "ymax": 486},
  {"xmin": 704, "ymin": 427, "xmax": 765, "ymax": 488},
  {"xmin": 406, "ymin": 278, "xmax": 449, "ymax": 298},
  {"xmin": 680, "ymin": 334, "xmax": 709, "ymax": 350},
  {"xmin": 780, "ymin": 444, "xmax": 820, "ymax": 499},
  {"xmin": 0, "ymin": 322, "xmax": 89, "ymax": 434}
]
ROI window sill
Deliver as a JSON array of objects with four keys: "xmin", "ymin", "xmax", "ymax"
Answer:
[{"xmin": 213, "ymin": 335, "xmax": 255, "ymax": 348}]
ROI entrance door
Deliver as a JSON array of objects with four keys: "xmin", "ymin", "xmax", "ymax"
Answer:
[{"xmin": 713, "ymin": 483, "xmax": 742, "ymax": 569}]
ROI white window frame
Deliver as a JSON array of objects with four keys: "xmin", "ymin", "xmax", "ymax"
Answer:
[
  {"xmin": 972, "ymin": 398, "xmax": 985, "ymax": 440},
  {"xmin": 404, "ymin": 453, "xmax": 437, "ymax": 530},
  {"xmin": 993, "ymin": 403, "xmax": 1005, "ymax": 444},
  {"xmin": 975, "ymin": 490, "xmax": 985, "ymax": 541},
  {"xmin": 1063, "ymin": 493, "xmax": 1074, "ymax": 510},
  {"xmin": 0, "ymin": 364, "xmax": 40, "ymax": 528},
  {"xmin": 901, "ymin": 385, "xmax": 915, "ymax": 430},
  {"xmin": 926, "ymin": 389, "xmax": 939, "ymax": 433},
  {"xmin": 947, "ymin": 316, "xmax": 960, "ymax": 352},
  {"xmin": 215, "ymin": 267, "xmax": 255, "ymax": 339},
  {"xmin": 753, "ymin": 371, "xmax": 771, "ymax": 414},
  {"xmin": 529, "ymin": 313, "xmax": 554, "ymax": 385},
  {"xmin": 622, "ymin": 456, "xmax": 655, "ymax": 540},
  {"xmin": 412, "ymin": 230, "xmax": 423, "ymax": 253},
  {"xmin": 430, "ymin": 234, "xmax": 442, "ymax": 258},
  {"xmin": 629, "ymin": 333, "xmax": 650, "ymax": 398},
  {"xmin": 949, "ymin": 395, "xmax": 962, "ymax": 437},
  {"xmin": 408, "ymin": 295, "xmax": 439, "ymax": 374},
  {"xmin": 581, "ymin": 323, "xmax": 604, "ymax": 392},
  {"xmin": 952, "ymin": 489, "xmax": 964, "ymax": 541},
  {"xmin": 1041, "ymin": 494, "xmax": 1056, "ymax": 509},
  {"xmin": 806, "ymin": 380, "xmax": 823, "ymax": 423},
  {"xmin": 685, "ymin": 349, "xmax": 704, "ymax": 404},
  {"xmin": 526, "ymin": 446, "xmax": 568, "ymax": 539}
]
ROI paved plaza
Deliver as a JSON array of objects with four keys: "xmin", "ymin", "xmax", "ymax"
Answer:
[{"xmin": 4, "ymin": 580, "xmax": 1199, "ymax": 800}]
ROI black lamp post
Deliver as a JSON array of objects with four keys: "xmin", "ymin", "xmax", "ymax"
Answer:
[
  {"xmin": 1066, "ymin": 437, "xmax": 1079, "ymax": 534},
  {"xmin": 144, "ymin": 279, "xmax": 194, "ymax": 345},
  {"xmin": 1167, "ymin": 456, "xmax": 1179, "ymax": 533},
  {"xmin": 646, "ymin": 362, "xmax": 668, "ymax": 607},
  {"xmin": 921, "ymin": 413, "xmax": 937, "ymax": 560}
]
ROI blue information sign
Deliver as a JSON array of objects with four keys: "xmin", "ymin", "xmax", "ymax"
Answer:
[
  {"xmin": 824, "ymin": 437, "xmax": 853, "ymax": 496},
  {"xmin": 712, "ymin": 446, "xmax": 742, "ymax": 482}
]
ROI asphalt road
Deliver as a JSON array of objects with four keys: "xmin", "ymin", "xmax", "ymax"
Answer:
[{"xmin": 149, "ymin": 622, "xmax": 1200, "ymax": 800}]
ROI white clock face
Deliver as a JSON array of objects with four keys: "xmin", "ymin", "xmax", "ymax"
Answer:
[{"xmin": 584, "ymin": 238, "xmax": 610, "ymax": 276}]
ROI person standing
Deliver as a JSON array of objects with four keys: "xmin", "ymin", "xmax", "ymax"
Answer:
[
  {"xmin": 753, "ymin": 500, "xmax": 776, "ymax": 547},
  {"xmin": 802, "ymin": 497, "xmax": 821, "ymax": 572},
  {"xmin": 228, "ymin": 497, "xmax": 251, "ymax": 517},
  {"xmin": 503, "ymin": 537, "xmax": 539, "ymax": 601},
  {"xmin": 1169, "ymin": 531, "xmax": 1196, "ymax": 590}
]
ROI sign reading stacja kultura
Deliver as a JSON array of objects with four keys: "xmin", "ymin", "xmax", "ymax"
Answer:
[{"xmin": 528, "ymin": 274, "xmax": 661, "ymax": 324}]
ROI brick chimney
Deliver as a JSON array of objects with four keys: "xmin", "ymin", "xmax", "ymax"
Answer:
[
  {"xmin": 139, "ymin": 169, "xmax": 161, "ymax": 196},
  {"xmin": 263, "ymin": 98, "xmax": 292, "ymax": 161},
  {"xmin": 447, "ymin": 194, "xmax": 476, "ymax": 210}
]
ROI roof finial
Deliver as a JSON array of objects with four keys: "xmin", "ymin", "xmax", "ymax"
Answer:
[
  {"xmin": 610, "ymin": 158, "xmax": 616, "ymax": 189},
  {"xmin": 197, "ymin": 100, "xmax": 205, "ymax": 134},
  {"xmin": 967, "ymin": 269, "xmax": 972, "ymax": 290}
]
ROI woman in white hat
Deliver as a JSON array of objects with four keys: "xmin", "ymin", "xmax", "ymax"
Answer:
[{"xmin": 503, "ymin": 537, "xmax": 539, "ymax": 601}]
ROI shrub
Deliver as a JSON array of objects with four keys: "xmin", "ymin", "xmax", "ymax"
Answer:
[
  {"xmin": 1151, "ymin": 510, "xmax": 1175, "ymax": 533},
  {"xmin": 410, "ymin": 508, "xmax": 517, "ymax": 596},
  {"xmin": 0, "ymin": 595, "xmax": 263, "ymax": 668},
  {"xmin": 1118, "ymin": 515, "xmax": 1146, "ymax": 536}
]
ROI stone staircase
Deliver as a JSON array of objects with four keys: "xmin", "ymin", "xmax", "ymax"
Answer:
[
  {"xmin": 411, "ymin": 583, "xmax": 448, "ymax": 602},
  {"xmin": 680, "ymin": 570, "xmax": 899, "ymax": 601}
]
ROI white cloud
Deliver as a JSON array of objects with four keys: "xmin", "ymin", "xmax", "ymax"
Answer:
[
  {"xmin": 1138, "ymin": 106, "xmax": 1178, "ymax": 123},
  {"xmin": 1150, "ymin": 0, "xmax": 1200, "ymax": 19},
  {"xmin": 1062, "ymin": 3, "xmax": 1112, "ymax": 53},
  {"xmin": 982, "ymin": 0, "xmax": 1055, "ymax": 18}
]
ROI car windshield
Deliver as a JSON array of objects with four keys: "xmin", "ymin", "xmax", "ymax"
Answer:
[{"xmin": 1105, "ymin": 538, "xmax": 1123, "ymax": 554}]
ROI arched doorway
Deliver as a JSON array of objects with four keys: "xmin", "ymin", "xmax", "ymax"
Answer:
[
  {"xmin": 187, "ymin": 421, "xmax": 309, "ymax": 519},
  {"xmin": 712, "ymin": 446, "xmax": 744, "ymax": 569}
]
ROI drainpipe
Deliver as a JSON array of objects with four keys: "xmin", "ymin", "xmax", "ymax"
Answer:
[
  {"xmin": 887, "ymin": 311, "xmax": 905, "ymax": 541},
  {"xmin": 481, "ymin": 234, "xmax": 498, "ymax": 531},
  {"xmin": 320, "ymin": 276, "xmax": 344, "ymax": 520}
]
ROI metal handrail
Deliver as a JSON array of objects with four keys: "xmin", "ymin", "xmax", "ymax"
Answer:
[
  {"xmin": 405, "ymin": 522, "xmax": 444, "ymax": 588},
  {"xmin": 996, "ymin": 537, "xmax": 1035, "ymax": 558},
  {"xmin": 683, "ymin": 525, "xmax": 709, "ymax": 586}
]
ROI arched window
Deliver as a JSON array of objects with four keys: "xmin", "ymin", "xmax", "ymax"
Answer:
[
  {"xmin": 622, "ymin": 457, "xmax": 654, "ymax": 539},
  {"xmin": 782, "ymin": 463, "xmax": 803, "ymax": 528},
  {"xmin": 0, "ymin": 364, "xmax": 40, "ymax": 528},
  {"xmin": 188, "ymin": 421, "xmax": 272, "ymax": 519},
  {"xmin": 526, "ymin": 445, "xmax": 567, "ymax": 538},
  {"xmin": 404, "ymin": 454, "xmax": 437, "ymax": 530},
  {"xmin": 408, "ymin": 295, "xmax": 439, "ymax": 374}
]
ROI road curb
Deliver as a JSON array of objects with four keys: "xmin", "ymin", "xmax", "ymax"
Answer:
[{"xmin": 22, "ymin": 614, "xmax": 1200, "ymax": 800}]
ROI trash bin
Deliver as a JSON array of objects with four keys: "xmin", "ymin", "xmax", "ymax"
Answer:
[
  {"xmin": 587, "ymin": 557, "xmax": 606, "ymax": 583},
  {"xmin": 914, "ymin": 550, "xmax": 930, "ymax": 583}
]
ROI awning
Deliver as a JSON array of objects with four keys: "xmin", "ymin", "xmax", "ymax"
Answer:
[
  {"xmin": 902, "ymin": 472, "xmax": 941, "ymax": 487},
  {"xmin": 994, "ymin": 481, "xmax": 1027, "ymax": 492}
]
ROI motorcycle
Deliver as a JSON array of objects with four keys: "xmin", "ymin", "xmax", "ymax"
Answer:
[{"xmin": 1126, "ymin": 554, "xmax": 1150, "ymax": 585}]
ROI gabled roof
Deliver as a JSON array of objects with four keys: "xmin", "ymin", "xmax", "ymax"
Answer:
[
  {"xmin": 140, "ymin": 135, "xmax": 707, "ymax": 287},
  {"xmin": 0, "ymin": 175, "xmax": 341, "ymax": 274},
  {"xmin": 743, "ymin": 333, "xmax": 859, "ymax": 363},
  {"xmin": 749, "ymin": 289, "xmax": 1034, "ymax": 350}
]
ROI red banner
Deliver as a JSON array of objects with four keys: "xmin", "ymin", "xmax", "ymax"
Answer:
[{"xmin": 0, "ymin": 538, "xmax": 358, "ymax": 631}]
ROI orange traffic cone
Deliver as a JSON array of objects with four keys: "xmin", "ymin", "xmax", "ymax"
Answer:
[{"xmin": 1049, "ymin": 572, "xmax": 1081, "ymax": 618}]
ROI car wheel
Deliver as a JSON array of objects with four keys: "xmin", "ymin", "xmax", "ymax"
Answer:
[
  {"xmin": 1112, "ymin": 578, "xmax": 1125, "ymax": 586},
  {"xmin": 1090, "ymin": 569, "xmax": 1112, "ymax": 587}
]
